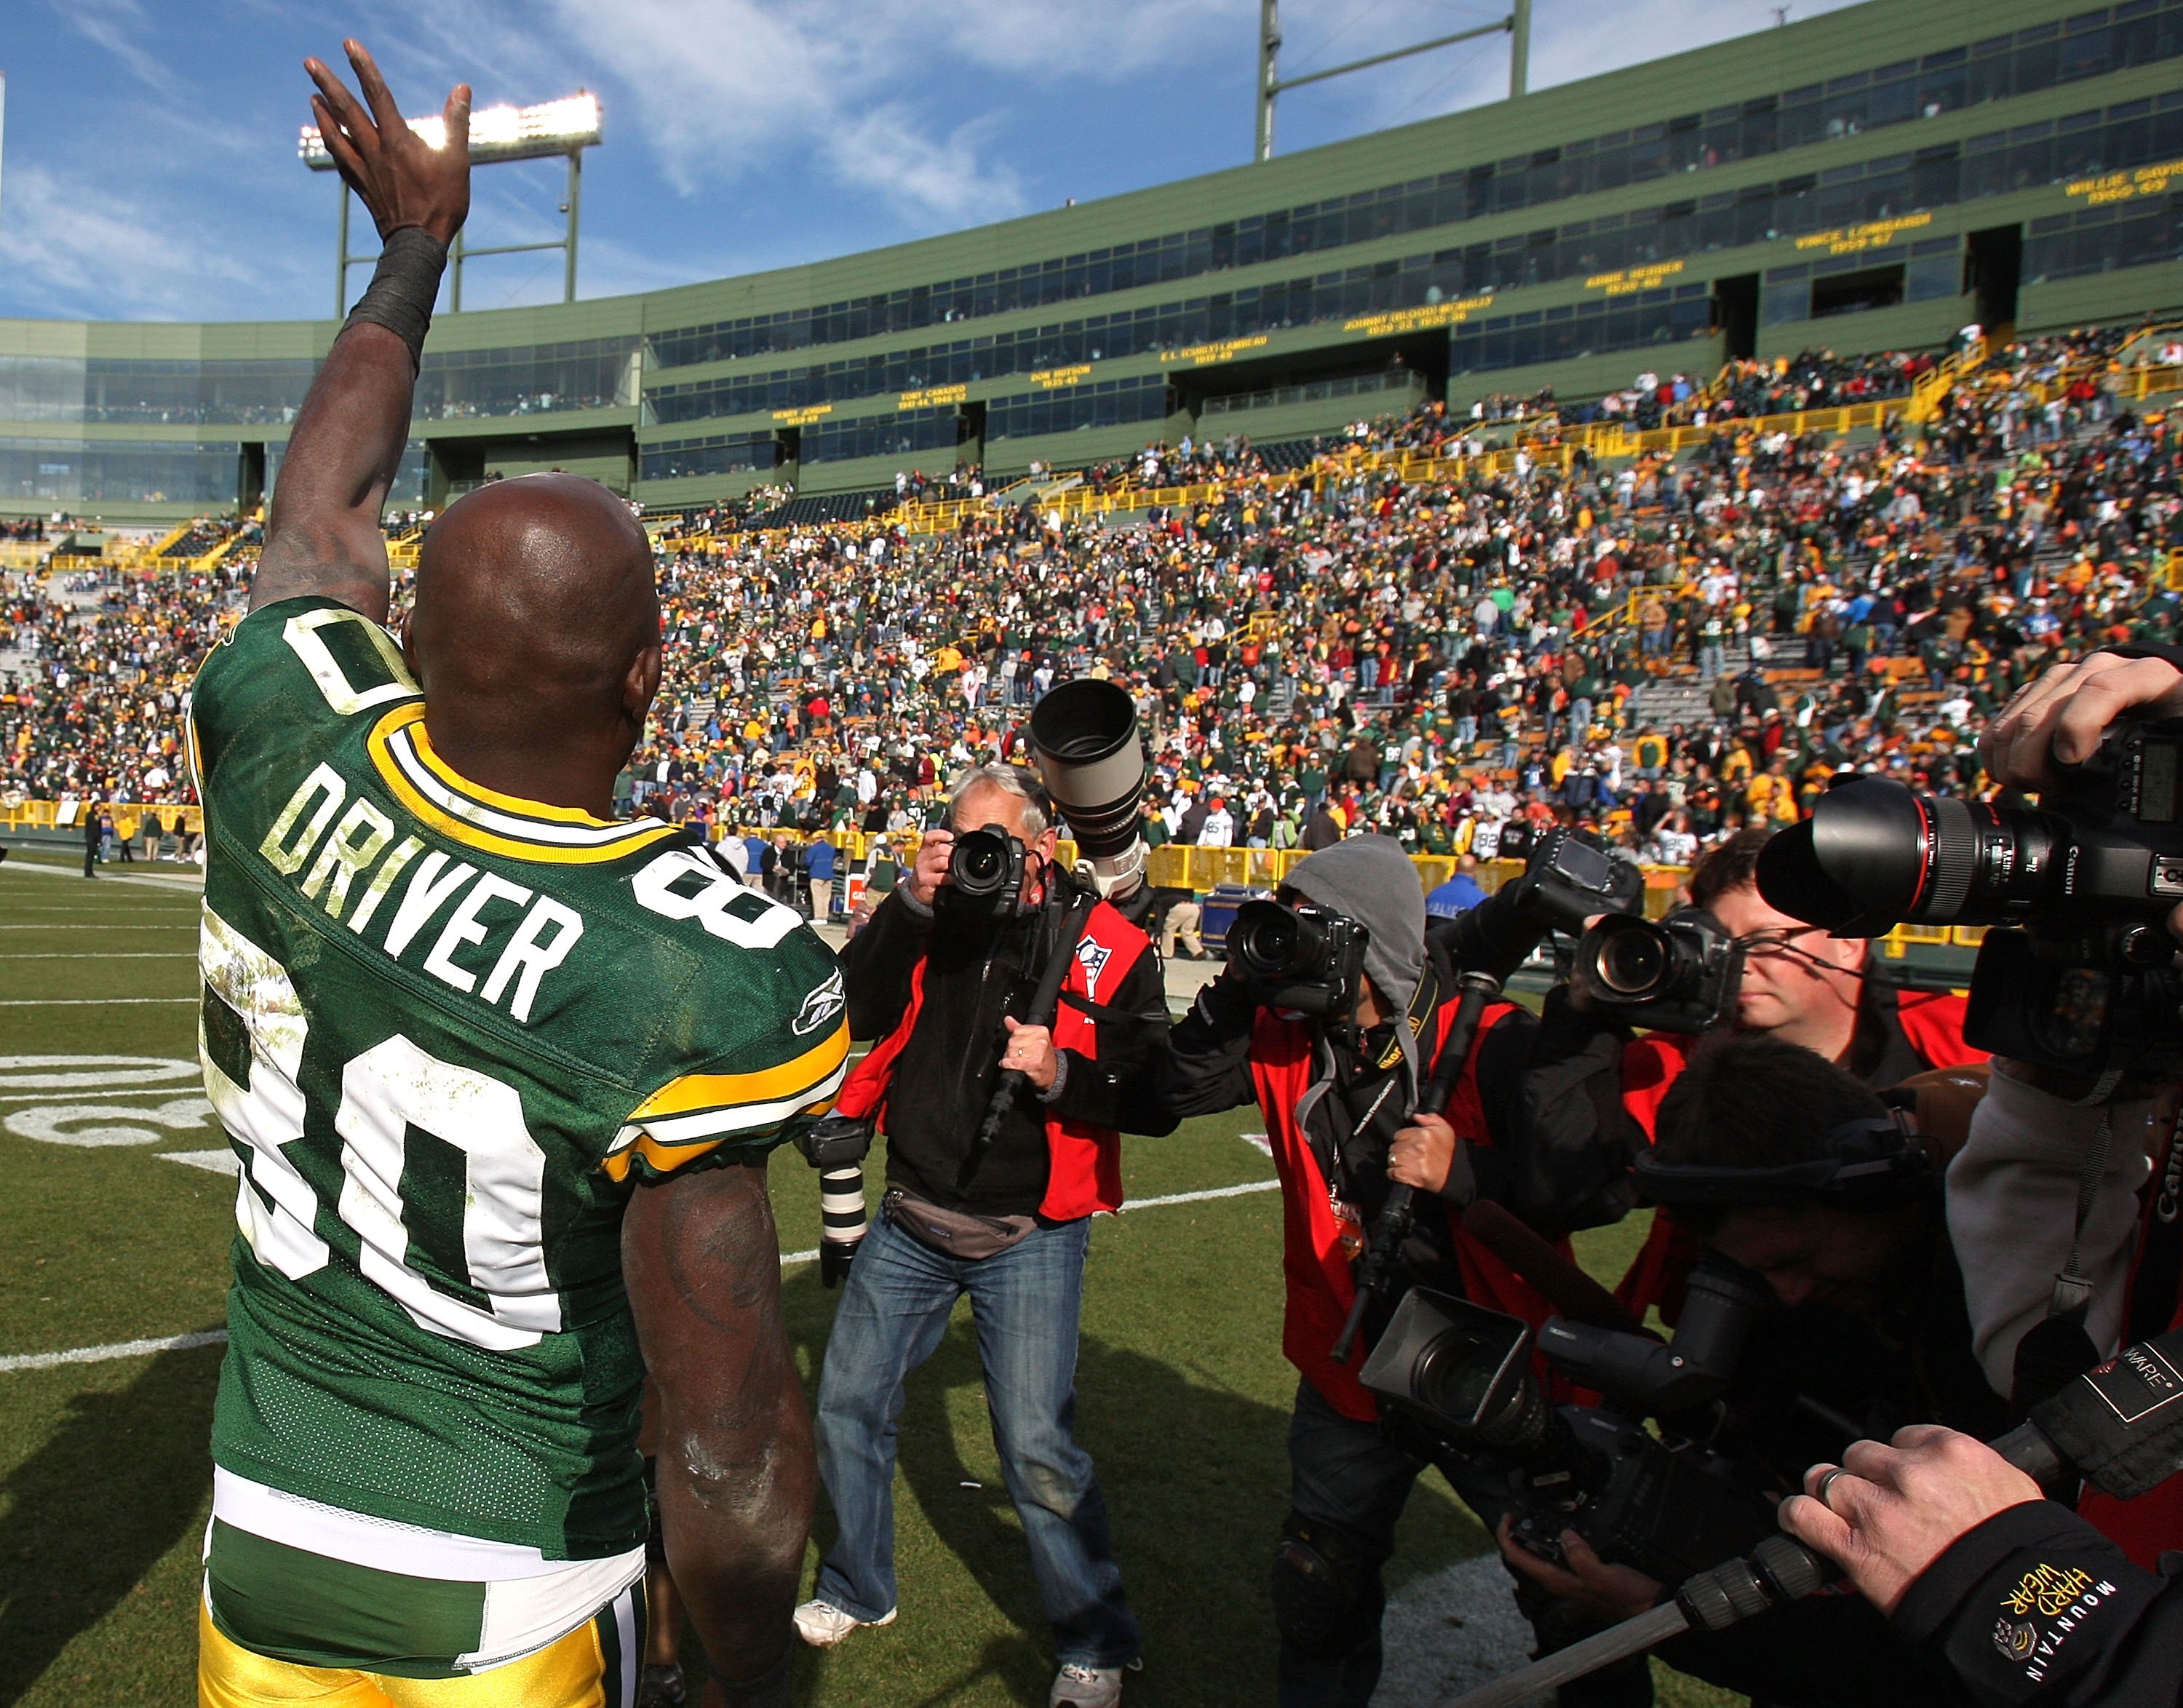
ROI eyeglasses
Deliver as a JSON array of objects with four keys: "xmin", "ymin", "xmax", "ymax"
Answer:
[{"xmin": 1733, "ymin": 924, "xmax": 1830, "ymax": 958}]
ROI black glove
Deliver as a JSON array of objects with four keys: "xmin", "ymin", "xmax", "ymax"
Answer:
[{"xmin": 820, "ymin": 1236, "xmax": 861, "ymax": 1290}]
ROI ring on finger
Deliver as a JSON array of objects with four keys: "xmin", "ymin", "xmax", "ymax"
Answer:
[{"xmin": 1816, "ymin": 1468, "xmax": 1854, "ymax": 1508}]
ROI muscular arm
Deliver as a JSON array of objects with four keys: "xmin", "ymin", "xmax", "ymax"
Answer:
[
  {"xmin": 252, "ymin": 324, "xmax": 417, "ymax": 620},
  {"xmin": 623, "ymin": 1161, "xmax": 814, "ymax": 1701},
  {"xmin": 252, "ymin": 42, "xmax": 470, "ymax": 621}
]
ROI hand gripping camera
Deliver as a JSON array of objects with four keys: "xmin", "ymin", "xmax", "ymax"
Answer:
[
  {"xmin": 1434, "ymin": 827, "xmax": 1647, "ymax": 986},
  {"xmin": 1757, "ymin": 717, "xmax": 2183, "ymax": 1071}
]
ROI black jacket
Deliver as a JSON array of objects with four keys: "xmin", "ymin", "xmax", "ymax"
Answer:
[
  {"xmin": 1893, "ymin": 1501, "xmax": 2183, "ymax": 1706},
  {"xmin": 840, "ymin": 874, "xmax": 1169, "ymax": 1218}
]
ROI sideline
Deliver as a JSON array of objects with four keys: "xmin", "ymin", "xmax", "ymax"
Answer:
[
  {"xmin": 0, "ymin": 856, "xmax": 206, "ymax": 895},
  {"xmin": 0, "ymin": 1178, "xmax": 1281, "ymax": 1374}
]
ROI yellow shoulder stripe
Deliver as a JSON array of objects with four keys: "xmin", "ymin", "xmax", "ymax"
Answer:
[
  {"xmin": 402, "ymin": 709, "xmax": 614, "ymax": 827},
  {"xmin": 629, "ymin": 1025, "xmax": 851, "ymax": 1122},
  {"xmin": 599, "ymin": 1100, "xmax": 840, "ymax": 1185}
]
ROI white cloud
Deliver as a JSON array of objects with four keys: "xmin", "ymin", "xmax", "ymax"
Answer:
[
  {"xmin": 349, "ymin": 0, "xmax": 1250, "ymax": 228},
  {"xmin": 49, "ymin": 0, "xmax": 175, "ymax": 95},
  {"xmin": 0, "ymin": 162, "xmax": 284, "ymax": 321}
]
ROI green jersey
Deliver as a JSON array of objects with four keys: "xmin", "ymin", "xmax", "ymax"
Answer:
[{"xmin": 189, "ymin": 597, "xmax": 846, "ymax": 1675}]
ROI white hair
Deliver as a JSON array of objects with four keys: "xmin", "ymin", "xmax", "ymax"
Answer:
[{"xmin": 947, "ymin": 763, "xmax": 1049, "ymax": 838}]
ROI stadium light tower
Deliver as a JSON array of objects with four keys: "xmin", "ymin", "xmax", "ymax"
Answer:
[
  {"xmin": 1255, "ymin": 0, "xmax": 1531, "ymax": 162},
  {"xmin": 302, "ymin": 92, "xmax": 603, "ymax": 317}
]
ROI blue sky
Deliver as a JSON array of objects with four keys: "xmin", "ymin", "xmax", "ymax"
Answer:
[{"xmin": 0, "ymin": 0, "xmax": 1864, "ymax": 326}]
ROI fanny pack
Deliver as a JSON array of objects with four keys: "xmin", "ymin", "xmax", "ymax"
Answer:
[{"xmin": 883, "ymin": 1188, "xmax": 1038, "ymax": 1260}]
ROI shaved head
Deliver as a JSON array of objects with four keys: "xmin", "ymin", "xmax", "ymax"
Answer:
[{"xmin": 403, "ymin": 475, "xmax": 662, "ymax": 805}]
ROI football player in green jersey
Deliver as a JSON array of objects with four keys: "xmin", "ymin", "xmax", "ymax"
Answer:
[{"xmin": 191, "ymin": 43, "xmax": 840, "ymax": 1708}]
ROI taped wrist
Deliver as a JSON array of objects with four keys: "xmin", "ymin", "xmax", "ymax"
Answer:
[{"xmin": 343, "ymin": 227, "xmax": 448, "ymax": 371}]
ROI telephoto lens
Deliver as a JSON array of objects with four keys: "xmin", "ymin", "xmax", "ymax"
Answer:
[
  {"xmin": 1029, "ymin": 678, "xmax": 1150, "ymax": 904},
  {"xmin": 1757, "ymin": 776, "xmax": 2071, "ymax": 934},
  {"xmin": 818, "ymin": 1167, "xmax": 867, "ymax": 1288}
]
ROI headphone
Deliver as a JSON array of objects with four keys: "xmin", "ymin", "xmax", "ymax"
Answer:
[{"xmin": 1633, "ymin": 1104, "xmax": 1933, "ymax": 1208}]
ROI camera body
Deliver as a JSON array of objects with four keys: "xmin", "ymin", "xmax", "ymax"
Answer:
[
  {"xmin": 1436, "ymin": 827, "xmax": 1646, "ymax": 985},
  {"xmin": 950, "ymin": 825, "xmax": 1030, "ymax": 917},
  {"xmin": 1228, "ymin": 898, "xmax": 1369, "ymax": 1018},
  {"xmin": 1360, "ymin": 1266, "xmax": 1781, "ymax": 1584},
  {"xmin": 1575, "ymin": 908, "xmax": 1744, "ymax": 1034},
  {"xmin": 1757, "ymin": 716, "xmax": 2183, "ymax": 1071},
  {"xmin": 794, "ymin": 1113, "xmax": 876, "ymax": 1170}
]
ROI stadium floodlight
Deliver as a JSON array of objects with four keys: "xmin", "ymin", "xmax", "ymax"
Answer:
[
  {"xmin": 1254, "ymin": 0, "xmax": 1530, "ymax": 162},
  {"xmin": 300, "ymin": 92, "xmax": 602, "ymax": 170},
  {"xmin": 303, "ymin": 92, "xmax": 603, "ymax": 316}
]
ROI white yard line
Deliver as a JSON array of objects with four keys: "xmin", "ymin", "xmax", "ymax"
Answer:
[
  {"xmin": 2, "ymin": 1175, "xmax": 1284, "ymax": 1373},
  {"xmin": 0, "ymin": 996, "xmax": 196, "ymax": 1006},
  {"xmin": 0, "ymin": 1329, "xmax": 229, "ymax": 1373}
]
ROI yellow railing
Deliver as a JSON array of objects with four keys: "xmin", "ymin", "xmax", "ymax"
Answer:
[
  {"xmin": 1, "ymin": 801, "xmax": 204, "ymax": 838},
  {"xmin": 1905, "ymin": 334, "xmax": 1989, "ymax": 424},
  {"xmin": 146, "ymin": 520, "xmax": 197, "ymax": 560}
]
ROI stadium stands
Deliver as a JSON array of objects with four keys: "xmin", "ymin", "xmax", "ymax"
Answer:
[{"xmin": 3, "ymin": 330, "xmax": 2180, "ymax": 887}]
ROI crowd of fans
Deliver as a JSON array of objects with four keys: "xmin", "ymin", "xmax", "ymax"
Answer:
[
  {"xmin": 1, "ymin": 330, "xmax": 2177, "ymax": 893},
  {"xmin": 0, "ymin": 562, "xmax": 243, "ymax": 808}
]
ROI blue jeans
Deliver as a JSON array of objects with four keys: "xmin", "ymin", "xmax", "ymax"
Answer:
[{"xmin": 813, "ymin": 1206, "xmax": 1140, "ymax": 1667}]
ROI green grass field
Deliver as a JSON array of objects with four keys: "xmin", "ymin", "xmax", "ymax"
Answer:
[{"xmin": 0, "ymin": 849, "xmax": 1738, "ymax": 1707}]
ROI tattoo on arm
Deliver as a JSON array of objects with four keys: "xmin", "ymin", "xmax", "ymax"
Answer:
[{"xmin": 624, "ymin": 1159, "xmax": 815, "ymax": 1683}]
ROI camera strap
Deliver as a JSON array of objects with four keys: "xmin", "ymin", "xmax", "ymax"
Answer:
[{"xmin": 2051, "ymin": 1070, "xmax": 2126, "ymax": 1326}]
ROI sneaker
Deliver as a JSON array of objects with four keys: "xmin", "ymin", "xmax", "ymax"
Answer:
[
  {"xmin": 1049, "ymin": 1659, "xmax": 1141, "ymax": 1708},
  {"xmin": 792, "ymin": 1597, "xmax": 896, "ymax": 1648},
  {"xmin": 635, "ymin": 1662, "xmax": 686, "ymax": 1707}
]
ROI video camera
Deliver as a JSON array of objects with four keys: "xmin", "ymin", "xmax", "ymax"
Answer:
[
  {"xmin": 1359, "ymin": 1255, "xmax": 1782, "ymax": 1585},
  {"xmin": 1757, "ymin": 715, "xmax": 2183, "ymax": 1071},
  {"xmin": 1573, "ymin": 907, "xmax": 1743, "ymax": 1034}
]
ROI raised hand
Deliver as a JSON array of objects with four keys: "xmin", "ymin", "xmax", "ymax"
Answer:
[{"xmin": 306, "ymin": 39, "xmax": 470, "ymax": 245}]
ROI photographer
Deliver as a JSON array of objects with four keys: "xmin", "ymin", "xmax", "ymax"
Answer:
[
  {"xmin": 795, "ymin": 763, "xmax": 1169, "ymax": 1708},
  {"xmin": 1501, "ymin": 1033, "xmax": 2007, "ymax": 1708},
  {"xmin": 1604, "ymin": 828, "xmax": 1986, "ymax": 1317},
  {"xmin": 1158, "ymin": 835, "xmax": 1625, "ymax": 1708},
  {"xmin": 1712, "ymin": 645, "xmax": 2183, "ymax": 1707},
  {"xmin": 1945, "ymin": 647, "xmax": 2183, "ymax": 1570}
]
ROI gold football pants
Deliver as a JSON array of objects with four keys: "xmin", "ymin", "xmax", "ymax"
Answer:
[{"xmin": 197, "ymin": 1591, "xmax": 640, "ymax": 1708}]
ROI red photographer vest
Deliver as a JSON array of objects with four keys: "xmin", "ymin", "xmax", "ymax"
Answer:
[
  {"xmin": 832, "ymin": 897, "xmax": 1148, "ymax": 1222},
  {"xmin": 1614, "ymin": 989, "xmax": 1982, "ymax": 1321},
  {"xmin": 1250, "ymin": 997, "xmax": 1572, "ymax": 1421}
]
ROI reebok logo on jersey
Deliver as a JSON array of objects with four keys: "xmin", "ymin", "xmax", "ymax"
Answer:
[{"xmin": 793, "ymin": 970, "xmax": 846, "ymax": 1036}]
